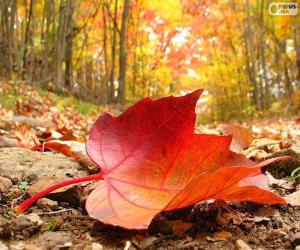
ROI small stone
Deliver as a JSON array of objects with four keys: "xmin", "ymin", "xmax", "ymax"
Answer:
[
  {"xmin": 291, "ymin": 232, "xmax": 300, "ymax": 247},
  {"xmin": 235, "ymin": 239, "xmax": 252, "ymax": 250},
  {"xmin": 0, "ymin": 148, "xmax": 89, "ymax": 183},
  {"xmin": 0, "ymin": 241, "xmax": 8, "ymax": 250},
  {"xmin": 13, "ymin": 216, "xmax": 32, "ymax": 230},
  {"xmin": 37, "ymin": 198, "xmax": 59, "ymax": 210},
  {"xmin": 13, "ymin": 214, "xmax": 43, "ymax": 231},
  {"xmin": 35, "ymin": 231, "xmax": 72, "ymax": 249},
  {"xmin": 26, "ymin": 213, "xmax": 43, "ymax": 226},
  {"xmin": 274, "ymin": 229, "xmax": 287, "ymax": 236},
  {"xmin": 91, "ymin": 242, "xmax": 104, "ymax": 250},
  {"xmin": 0, "ymin": 176, "xmax": 12, "ymax": 193}
]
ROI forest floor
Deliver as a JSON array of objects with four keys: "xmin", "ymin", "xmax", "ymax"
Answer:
[{"xmin": 0, "ymin": 81, "xmax": 299, "ymax": 250}]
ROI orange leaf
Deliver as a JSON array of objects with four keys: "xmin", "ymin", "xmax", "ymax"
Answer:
[
  {"xmin": 85, "ymin": 91, "xmax": 285, "ymax": 229},
  {"xmin": 32, "ymin": 141, "xmax": 81, "ymax": 162},
  {"xmin": 15, "ymin": 123, "xmax": 39, "ymax": 148},
  {"xmin": 219, "ymin": 124, "xmax": 254, "ymax": 153}
]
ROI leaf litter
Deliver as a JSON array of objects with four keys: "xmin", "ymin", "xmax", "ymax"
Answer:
[{"xmin": 0, "ymin": 83, "xmax": 299, "ymax": 249}]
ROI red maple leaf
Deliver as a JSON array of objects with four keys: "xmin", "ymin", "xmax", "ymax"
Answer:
[{"xmin": 17, "ymin": 90, "xmax": 286, "ymax": 229}]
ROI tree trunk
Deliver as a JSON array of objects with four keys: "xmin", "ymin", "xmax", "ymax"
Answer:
[
  {"xmin": 101, "ymin": 2, "xmax": 109, "ymax": 104},
  {"xmin": 293, "ymin": 17, "xmax": 300, "ymax": 87},
  {"xmin": 117, "ymin": 0, "xmax": 130, "ymax": 105},
  {"xmin": 65, "ymin": 0, "xmax": 75, "ymax": 89},
  {"xmin": 108, "ymin": 0, "xmax": 118, "ymax": 103},
  {"xmin": 245, "ymin": 0, "xmax": 262, "ymax": 111},
  {"xmin": 55, "ymin": 0, "xmax": 67, "ymax": 91},
  {"xmin": 259, "ymin": 0, "xmax": 270, "ymax": 109},
  {"xmin": 0, "ymin": 0, "xmax": 16, "ymax": 79},
  {"xmin": 42, "ymin": 0, "xmax": 53, "ymax": 86},
  {"xmin": 284, "ymin": 60, "xmax": 292, "ymax": 109},
  {"xmin": 22, "ymin": 0, "xmax": 34, "ymax": 82}
]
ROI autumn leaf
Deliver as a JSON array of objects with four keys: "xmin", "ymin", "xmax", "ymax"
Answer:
[
  {"xmin": 32, "ymin": 141, "xmax": 81, "ymax": 162},
  {"xmin": 14, "ymin": 123, "xmax": 40, "ymax": 148},
  {"xmin": 32, "ymin": 141, "xmax": 96, "ymax": 171},
  {"xmin": 17, "ymin": 90, "xmax": 287, "ymax": 230},
  {"xmin": 219, "ymin": 124, "xmax": 254, "ymax": 153},
  {"xmin": 85, "ymin": 90, "xmax": 285, "ymax": 229}
]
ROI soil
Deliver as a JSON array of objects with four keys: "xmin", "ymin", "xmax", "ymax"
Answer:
[{"xmin": 0, "ymin": 149, "xmax": 299, "ymax": 250}]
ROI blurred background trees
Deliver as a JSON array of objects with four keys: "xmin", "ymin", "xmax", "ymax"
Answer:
[{"xmin": 0, "ymin": 0, "xmax": 299, "ymax": 120}]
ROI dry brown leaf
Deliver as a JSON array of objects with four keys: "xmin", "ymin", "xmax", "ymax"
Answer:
[
  {"xmin": 27, "ymin": 176, "xmax": 73, "ymax": 196},
  {"xmin": 284, "ymin": 191, "xmax": 300, "ymax": 206},
  {"xmin": 167, "ymin": 220, "xmax": 193, "ymax": 235},
  {"xmin": 14, "ymin": 123, "xmax": 39, "ymax": 148},
  {"xmin": 219, "ymin": 124, "xmax": 254, "ymax": 153},
  {"xmin": 212, "ymin": 230, "xmax": 233, "ymax": 240}
]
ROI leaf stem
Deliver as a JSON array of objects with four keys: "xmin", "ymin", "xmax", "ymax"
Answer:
[{"xmin": 15, "ymin": 173, "xmax": 104, "ymax": 213}]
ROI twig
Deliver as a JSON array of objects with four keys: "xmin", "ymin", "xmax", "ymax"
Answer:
[{"xmin": 37, "ymin": 208, "xmax": 73, "ymax": 215}]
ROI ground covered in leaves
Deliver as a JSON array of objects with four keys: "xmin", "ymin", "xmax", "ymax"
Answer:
[{"xmin": 0, "ymin": 81, "xmax": 300, "ymax": 249}]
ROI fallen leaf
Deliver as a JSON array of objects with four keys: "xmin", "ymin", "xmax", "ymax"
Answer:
[
  {"xmin": 265, "ymin": 172, "xmax": 293, "ymax": 190},
  {"xmin": 32, "ymin": 142, "xmax": 80, "ymax": 162},
  {"xmin": 27, "ymin": 176, "xmax": 73, "ymax": 196},
  {"xmin": 14, "ymin": 123, "xmax": 39, "ymax": 148},
  {"xmin": 242, "ymin": 148, "xmax": 269, "ymax": 162},
  {"xmin": 32, "ymin": 141, "xmax": 97, "ymax": 171},
  {"xmin": 0, "ymin": 176, "xmax": 12, "ymax": 193},
  {"xmin": 219, "ymin": 125, "xmax": 254, "ymax": 153},
  {"xmin": 85, "ymin": 90, "xmax": 286, "ymax": 229},
  {"xmin": 212, "ymin": 230, "xmax": 232, "ymax": 240},
  {"xmin": 279, "ymin": 142, "xmax": 292, "ymax": 150},
  {"xmin": 284, "ymin": 190, "xmax": 300, "ymax": 206},
  {"xmin": 167, "ymin": 220, "xmax": 193, "ymax": 235},
  {"xmin": 249, "ymin": 138, "xmax": 281, "ymax": 153}
]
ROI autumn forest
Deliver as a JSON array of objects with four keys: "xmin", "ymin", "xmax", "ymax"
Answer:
[
  {"xmin": 0, "ymin": 0, "xmax": 299, "ymax": 120},
  {"xmin": 1, "ymin": 1, "xmax": 300, "ymax": 249}
]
